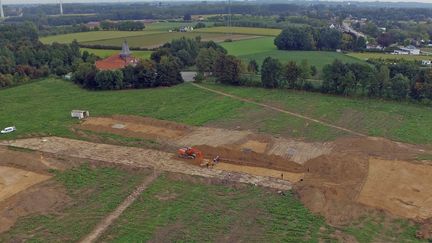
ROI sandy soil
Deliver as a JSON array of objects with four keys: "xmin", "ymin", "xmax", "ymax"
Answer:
[
  {"xmin": 357, "ymin": 158, "xmax": 432, "ymax": 220},
  {"xmin": 0, "ymin": 166, "xmax": 51, "ymax": 202}
]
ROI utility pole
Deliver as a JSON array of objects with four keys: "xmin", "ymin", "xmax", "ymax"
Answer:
[
  {"xmin": 60, "ymin": 0, "xmax": 63, "ymax": 16},
  {"xmin": 227, "ymin": 0, "xmax": 232, "ymax": 36},
  {"xmin": 0, "ymin": 0, "xmax": 5, "ymax": 20}
]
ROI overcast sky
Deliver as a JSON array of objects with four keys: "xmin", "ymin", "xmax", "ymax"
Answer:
[{"xmin": 2, "ymin": 0, "xmax": 432, "ymax": 5}]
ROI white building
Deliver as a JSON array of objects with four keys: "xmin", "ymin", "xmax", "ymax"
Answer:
[
  {"xmin": 71, "ymin": 110, "xmax": 89, "ymax": 120},
  {"xmin": 393, "ymin": 45, "xmax": 420, "ymax": 55},
  {"xmin": 422, "ymin": 60, "xmax": 431, "ymax": 66}
]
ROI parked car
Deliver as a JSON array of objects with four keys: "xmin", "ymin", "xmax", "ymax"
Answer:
[{"xmin": 1, "ymin": 126, "xmax": 16, "ymax": 134}]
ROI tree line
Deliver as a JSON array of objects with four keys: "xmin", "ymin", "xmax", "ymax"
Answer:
[
  {"xmin": 99, "ymin": 21, "xmax": 145, "ymax": 31},
  {"xmin": 0, "ymin": 23, "xmax": 83, "ymax": 88},
  {"xmin": 275, "ymin": 26, "xmax": 366, "ymax": 51}
]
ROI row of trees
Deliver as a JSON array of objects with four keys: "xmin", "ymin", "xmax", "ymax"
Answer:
[
  {"xmin": 72, "ymin": 57, "xmax": 183, "ymax": 90},
  {"xmin": 100, "ymin": 21, "xmax": 145, "ymax": 31},
  {"xmin": 275, "ymin": 26, "xmax": 366, "ymax": 51},
  {"xmin": 0, "ymin": 23, "xmax": 83, "ymax": 88}
]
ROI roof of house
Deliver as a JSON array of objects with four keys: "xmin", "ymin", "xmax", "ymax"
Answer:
[{"xmin": 95, "ymin": 55, "xmax": 137, "ymax": 70}]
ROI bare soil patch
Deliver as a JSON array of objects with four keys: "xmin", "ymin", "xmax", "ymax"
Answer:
[
  {"xmin": 0, "ymin": 180, "xmax": 70, "ymax": 233},
  {"xmin": 196, "ymin": 145, "xmax": 303, "ymax": 173},
  {"xmin": 357, "ymin": 158, "xmax": 432, "ymax": 220},
  {"xmin": 80, "ymin": 116, "xmax": 190, "ymax": 140},
  {"xmin": 0, "ymin": 166, "xmax": 51, "ymax": 202}
]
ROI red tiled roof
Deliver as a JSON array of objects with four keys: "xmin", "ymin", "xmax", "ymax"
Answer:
[{"xmin": 95, "ymin": 55, "xmax": 137, "ymax": 71}]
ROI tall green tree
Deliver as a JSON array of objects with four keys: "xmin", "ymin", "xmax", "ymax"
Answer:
[
  {"xmin": 261, "ymin": 57, "xmax": 283, "ymax": 88},
  {"xmin": 274, "ymin": 26, "xmax": 315, "ymax": 50},
  {"xmin": 213, "ymin": 54, "xmax": 242, "ymax": 85}
]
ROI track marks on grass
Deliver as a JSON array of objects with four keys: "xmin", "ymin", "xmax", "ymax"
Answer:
[{"xmin": 191, "ymin": 83, "xmax": 367, "ymax": 137}]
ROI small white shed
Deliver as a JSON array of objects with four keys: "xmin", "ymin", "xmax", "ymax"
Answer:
[{"xmin": 71, "ymin": 110, "xmax": 89, "ymax": 119}]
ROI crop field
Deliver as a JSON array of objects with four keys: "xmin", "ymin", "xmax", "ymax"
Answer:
[
  {"xmin": 81, "ymin": 48, "xmax": 153, "ymax": 59},
  {"xmin": 348, "ymin": 52, "xmax": 432, "ymax": 61},
  {"xmin": 197, "ymin": 26, "xmax": 282, "ymax": 36},
  {"xmin": 221, "ymin": 37, "xmax": 365, "ymax": 70},
  {"xmin": 1, "ymin": 78, "xmax": 432, "ymax": 144},
  {"xmin": 82, "ymin": 32, "xmax": 255, "ymax": 49}
]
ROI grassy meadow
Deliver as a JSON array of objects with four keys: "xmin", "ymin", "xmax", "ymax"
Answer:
[
  {"xmin": 221, "ymin": 37, "xmax": 365, "ymax": 70},
  {"xmin": 1, "ymin": 78, "xmax": 432, "ymax": 144},
  {"xmin": 348, "ymin": 52, "xmax": 432, "ymax": 61},
  {"xmin": 81, "ymin": 32, "xmax": 249, "ymax": 49},
  {"xmin": 81, "ymin": 48, "xmax": 153, "ymax": 59},
  {"xmin": 40, "ymin": 30, "xmax": 163, "ymax": 44},
  {"xmin": 197, "ymin": 26, "xmax": 281, "ymax": 36}
]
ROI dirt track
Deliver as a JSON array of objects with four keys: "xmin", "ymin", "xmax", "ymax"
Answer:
[{"xmin": 0, "ymin": 137, "xmax": 293, "ymax": 191}]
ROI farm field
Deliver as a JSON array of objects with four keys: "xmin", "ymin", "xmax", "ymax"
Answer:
[
  {"xmin": 1, "ymin": 78, "xmax": 432, "ymax": 144},
  {"xmin": 81, "ymin": 48, "xmax": 153, "ymax": 59},
  {"xmin": 40, "ymin": 30, "xmax": 163, "ymax": 44},
  {"xmin": 196, "ymin": 26, "xmax": 281, "ymax": 36},
  {"xmin": 348, "ymin": 52, "xmax": 432, "ymax": 61},
  {"xmin": 82, "ymin": 32, "xmax": 256, "ymax": 49},
  {"xmin": 221, "ymin": 37, "xmax": 366, "ymax": 70}
]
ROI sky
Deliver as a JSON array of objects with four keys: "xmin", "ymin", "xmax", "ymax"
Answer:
[{"xmin": 2, "ymin": 0, "xmax": 432, "ymax": 4}]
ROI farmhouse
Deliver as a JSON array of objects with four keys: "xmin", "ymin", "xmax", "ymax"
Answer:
[{"xmin": 95, "ymin": 41, "xmax": 138, "ymax": 70}]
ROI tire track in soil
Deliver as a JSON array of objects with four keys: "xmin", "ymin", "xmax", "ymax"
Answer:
[
  {"xmin": 80, "ymin": 171, "xmax": 161, "ymax": 243},
  {"xmin": 191, "ymin": 83, "xmax": 367, "ymax": 137}
]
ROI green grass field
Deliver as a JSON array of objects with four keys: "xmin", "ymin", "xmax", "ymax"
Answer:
[
  {"xmin": 221, "ymin": 37, "xmax": 365, "ymax": 70},
  {"xmin": 1, "ymin": 78, "xmax": 432, "ymax": 144},
  {"xmin": 0, "ymin": 165, "xmax": 147, "ymax": 242},
  {"xmin": 197, "ymin": 26, "xmax": 281, "ymax": 36},
  {"xmin": 40, "ymin": 30, "xmax": 163, "ymax": 44},
  {"xmin": 200, "ymin": 83, "xmax": 432, "ymax": 144},
  {"xmin": 82, "ymin": 32, "xmax": 251, "ymax": 48},
  {"xmin": 81, "ymin": 48, "xmax": 153, "ymax": 59},
  {"xmin": 347, "ymin": 52, "xmax": 432, "ymax": 61}
]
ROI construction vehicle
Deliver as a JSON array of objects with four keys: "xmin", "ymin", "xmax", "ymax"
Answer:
[
  {"xmin": 178, "ymin": 147, "xmax": 204, "ymax": 161},
  {"xmin": 177, "ymin": 147, "xmax": 219, "ymax": 168}
]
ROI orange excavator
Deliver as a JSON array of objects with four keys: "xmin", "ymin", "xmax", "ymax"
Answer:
[
  {"xmin": 178, "ymin": 147, "xmax": 204, "ymax": 161},
  {"xmin": 178, "ymin": 146, "xmax": 218, "ymax": 167}
]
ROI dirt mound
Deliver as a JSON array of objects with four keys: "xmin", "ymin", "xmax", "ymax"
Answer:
[
  {"xmin": 294, "ymin": 153, "xmax": 370, "ymax": 225},
  {"xmin": 0, "ymin": 181, "xmax": 70, "ymax": 233},
  {"xmin": 196, "ymin": 145, "xmax": 304, "ymax": 173}
]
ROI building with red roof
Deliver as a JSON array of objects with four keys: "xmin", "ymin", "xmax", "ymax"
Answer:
[{"xmin": 95, "ymin": 41, "xmax": 138, "ymax": 71}]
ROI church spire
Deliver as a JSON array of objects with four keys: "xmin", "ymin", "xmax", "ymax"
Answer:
[{"xmin": 120, "ymin": 40, "xmax": 131, "ymax": 58}]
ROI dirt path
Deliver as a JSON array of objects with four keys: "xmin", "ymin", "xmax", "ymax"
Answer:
[
  {"xmin": 80, "ymin": 171, "xmax": 160, "ymax": 243},
  {"xmin": 0, "ymin": 137, "xmax": 293, "ymax": 191},
  {"xmin": 191, "ymin": 83, "xmax": 367, "ymax": 137}
]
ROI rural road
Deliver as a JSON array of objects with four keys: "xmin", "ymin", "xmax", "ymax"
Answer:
[{"xmin": 191, "ymin": 83, "xmax": 367, "ymax": 137}]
